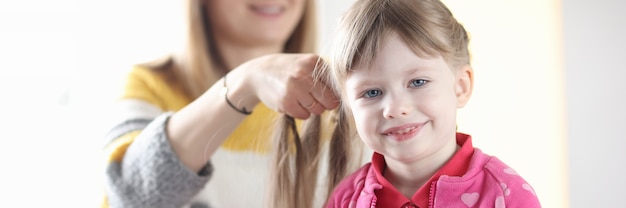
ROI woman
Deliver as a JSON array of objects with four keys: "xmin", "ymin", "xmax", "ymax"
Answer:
[{"xmin": 102, "ymin": 0, "xmax": 337, "ymax": 207}]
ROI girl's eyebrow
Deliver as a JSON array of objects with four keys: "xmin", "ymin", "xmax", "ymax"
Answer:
[
  {"xmin": 403, "ymin": 66, "xmax": 432, "ymax": 76},
  {"xmin": 347, "ymin": 72, "xmax": 379, "ymax": 90},
  {"xmin": 350, "ymin": 79, "xmax": 376, "ymax": 90}
]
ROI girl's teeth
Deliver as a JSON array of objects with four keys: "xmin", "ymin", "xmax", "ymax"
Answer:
[{"xmin": 390, "ymin": 127, "xmax": 415, "ymax": 135}]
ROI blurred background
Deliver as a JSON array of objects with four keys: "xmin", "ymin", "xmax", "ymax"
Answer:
[{"xmin": 0, "ymin": 0, "xmax": 624, "ymax": 207}]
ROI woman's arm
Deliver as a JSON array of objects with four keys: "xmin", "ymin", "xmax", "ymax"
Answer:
[
  {"xmin": 103, "ymin": 67, "xmax": 213, "ymax": 207},
  {"xmin": 104, "ymin": 113, "xmax": 212, "ymax": 208},
  {"xmin": 167, "ymin": 53, "xmax": 338, "ymax": 172}
]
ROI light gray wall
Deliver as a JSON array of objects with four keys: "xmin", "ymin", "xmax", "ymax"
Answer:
[
  {"xmin": 317, "ymin": 0, "xmax": 355, "ymax": 52},
  {"xmin": 563, "ymin": 0, "xmax": 626, "ymax": 207}
]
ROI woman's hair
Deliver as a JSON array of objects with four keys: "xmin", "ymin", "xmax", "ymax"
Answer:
[
  {"xmin": 136, "ymin": 1, "xmax": 317, "ymax": 204},
  {"xmin": 138, "ymin": 0, "xmax": 317, "ymax": 206},
  {"xmin": 268, "ymin": 0, "xmax": 471, "ymax": 207},
  {"xmin": 142, "ymin": 0, "xmax": 318, "ymax": 99}
]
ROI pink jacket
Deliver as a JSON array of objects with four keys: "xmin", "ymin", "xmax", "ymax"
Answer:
[{"xmin": 326, "ymin": 149, "xmax": 541, "ymax": 208}]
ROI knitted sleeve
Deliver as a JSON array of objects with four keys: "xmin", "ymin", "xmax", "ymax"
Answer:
[
  {"xmin": 103, "ymin": 113, "xmax": 212, "ymax": 208},
  {"xmin": 101, "ymin": 67, "xmax": 212, "ymax": 208}
]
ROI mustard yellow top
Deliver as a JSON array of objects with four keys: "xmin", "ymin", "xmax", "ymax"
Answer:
[
  {"xmin": 116, "ymin": 66, "xmax": 281, "ymax": 153},
  {"xmin": 103, "ymin": 66, "xmax": 335, "ymax": 207}
]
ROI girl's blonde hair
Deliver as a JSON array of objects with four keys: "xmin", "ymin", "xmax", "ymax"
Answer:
[
  {"xmin": 269, "ymin": 0, "xmax": 471, "ymax": 207},
  {"xmin": 324, "ymin": 0, "xmax": 470, "ymax": 97},
  {"xmin": 142, "ymin": 0, "xmax": 317, "ymax": 99}
]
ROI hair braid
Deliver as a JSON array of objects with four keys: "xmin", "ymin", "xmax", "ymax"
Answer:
[{"xmin": 267, "ymin": 115, "xmax": 322, "ymax": 208}]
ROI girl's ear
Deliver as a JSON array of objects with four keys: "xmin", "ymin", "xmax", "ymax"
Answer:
[{"xmin": 455, "ymin": 65, "xmax": 474, "ymax": 108}]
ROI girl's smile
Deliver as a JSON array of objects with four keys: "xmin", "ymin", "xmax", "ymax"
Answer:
[
  {"xmin": 381, "ymin": 121, "xmax": 428, "ymax": 142},
  {"xmin": 345, "ymin": 33, "xmax": 465, "ymax": 164}
]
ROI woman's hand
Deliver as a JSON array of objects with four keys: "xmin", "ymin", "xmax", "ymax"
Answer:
[
  {"xmin": 167, "ymin": 53, "xmax": 338, "ymax": 171},
  {"xmin": 231, "ymin": 53, "xmax": 339, "ymax": 119}
]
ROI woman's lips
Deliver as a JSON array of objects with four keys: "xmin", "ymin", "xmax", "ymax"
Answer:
[{"xmin": 250, "ymin": 5, "xmax": 284, "ymax": 17}]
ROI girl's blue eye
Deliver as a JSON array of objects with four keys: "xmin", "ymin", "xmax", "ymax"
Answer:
[
  {"xmin": 364, "ymin": 89, "xmax": 382, "ymax": 98},
  {"xmin": 410, "ymin": 79, "xmax": 427, "ymax": 87}
]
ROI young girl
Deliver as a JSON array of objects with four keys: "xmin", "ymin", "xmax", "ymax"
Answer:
[{"xmin": 318, "ymin": 0, "xmax": 542, "ymax": 207}]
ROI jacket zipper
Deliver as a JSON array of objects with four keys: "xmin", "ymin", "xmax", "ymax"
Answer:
[{"xmin": 428, "ymin": 181, "xmax": 437, "ymax": 208}]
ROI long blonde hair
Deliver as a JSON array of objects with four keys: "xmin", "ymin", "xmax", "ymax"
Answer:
[
  {"xmin": 142, "ymin": 0, "xmax": 318, "ymax": 99},
  {"xmin": 138, "ymin": 0, "xmax": 318, "ymax": 206},
  {"xmin": 269, "ymin": 0, "xmax": 472, "ymax": 207}
]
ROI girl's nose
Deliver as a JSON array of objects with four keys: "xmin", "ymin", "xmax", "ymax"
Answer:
[{"xmin": 382, "ymin": 96, "xmax": 411, "ymax": 119}]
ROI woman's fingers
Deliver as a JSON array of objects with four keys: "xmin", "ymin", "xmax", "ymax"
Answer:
[
  {"xmin": 249, "ymin": 53, "xmax": 339, "ymax": 119},
  {"xmin": 294, "ymin": 55, "xmax": 338, "ymax": 108},
  {"xmin": 299, "ymin": 93, "xmax": 326, "ymax": 115},
  {"xmin": 290, "ymin": 55, "xmax": 339, "ymax": 117},
  {"xmin": 283, "ymin": 93, "xmax": 311, "ymax": 119},
  {"xmin": 309, "ymin": 81, "xmax": 339, "ymax": 110}
]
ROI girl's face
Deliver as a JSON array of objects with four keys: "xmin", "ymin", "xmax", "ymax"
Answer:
[
  {"xmin": 205, "ymin": 0, "xmax": 306, "ymax": 47},
  {"xmin": 345, "ymin": 35, "xmax": 472, "ymax": 164}
]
